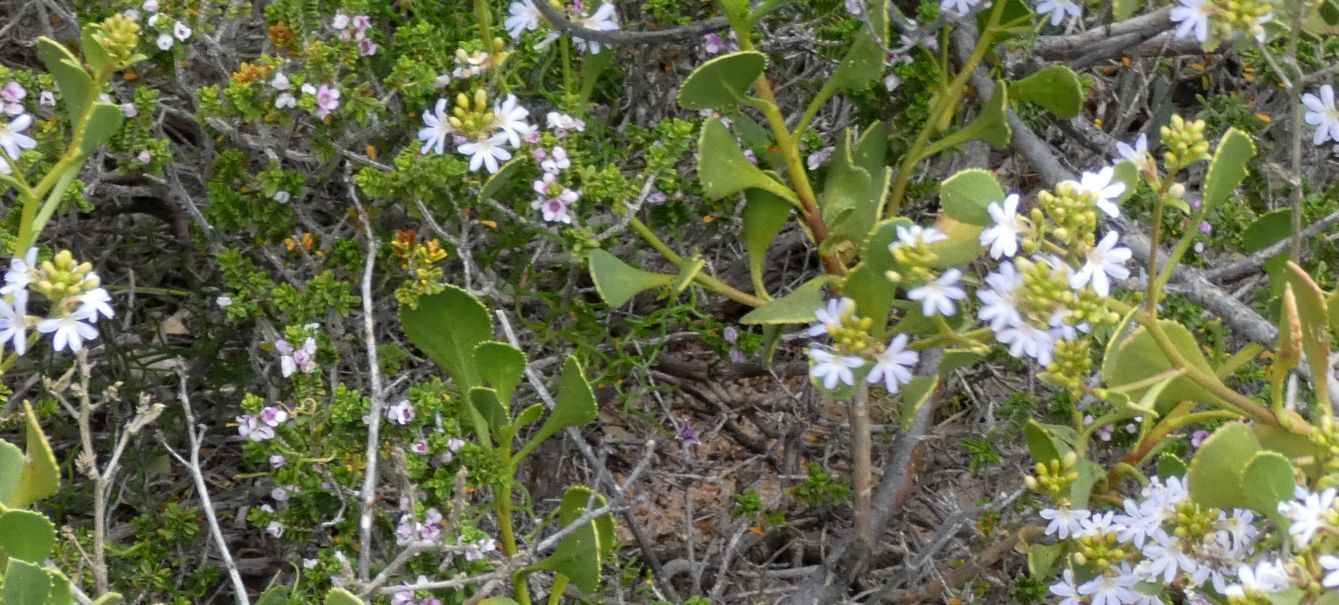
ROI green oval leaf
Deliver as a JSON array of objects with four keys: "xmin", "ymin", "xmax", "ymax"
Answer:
[
  {"xmin": 7, "ymin": 402, "xmax": 61, "ymax": 508},
  {"xmin": 475, "ymin": 341, "xmax": 527, "ymax": 405},
  {"xmin": 400, "ymin": 285, "xmax": 492, "ymax": 391},
  {"xmin": 37, "ymin": 38, "xmax": 92, "ymax": 122},
  {"xmin": 1011, "ymin": 65, "xmax": 1084, "ymax": 118},
  {"xmin": 939, "ymin": 169, "xmax": 1006, "ymax": 226},
  {"xmin": 3, "ymin": 559, "xmax": 52, "ymax": 605},
  {"xmin": 324, "ymin": 587, "xmax": 364, "ymax": 605},
  {"xmin": 677, "ymin": 51, "xmax": 767, "ymax": 110},
  {"xmin": 739, "ymin": 276, "xmax": 828, "ymax": 325},
  {"xmin": 1240, "ymin": 450, "xmax": 1296, "ymax": 515},
  {"xmin": 1202, "ymin": 128, "xmax": 1257, "ymax": 213},
  {"xmin": 587, "ymin": 249, "xmax": 675, "ymax": 308},
  {"xmin": 1102, "ymin": 320, "xmax": 1225, "ymax": 412},
  {"xmin": 0, "ymin": 510, "xmax": 57, "ymax": 566},
  {"xmin": 742, "ymin": 189, "xmax": 792, "ymax": 296},
  {"xmin": 81, "ymin": 103, "xmax": 124, "ymax": 155},
  {"xmin": 1187, "ymin": 423, "xmax": 1259, "ymax": 509}
]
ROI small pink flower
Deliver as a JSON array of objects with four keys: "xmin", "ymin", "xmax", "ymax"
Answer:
[
  {"xmin": 1198, "ymin": 220, "xmax": 1212, "ymax": 235},
  {"xmin": 359, "ymin": 38, "xmax": 378, "ymax": 56},
  {"xmin": 259, "ymin": 406, "xmax": 288, "ymax": 427},
  {"xmin": 1191, "ymin": 429, "xmax": 1210, "ymax": 448},
  {"xmin": 266, "ymin": 520, "xmax": 285, "ymax": 538},
  {"xmin": 352, "ymin": 15, "xmax": 372, "ymax": 30},
  {"xmin": 386, "ymin": 400, "xmax": 416, "ymax": 425},
  {"xmin": 39, "ymin": 91, "xmax": 55, "ymax": 107},
  {"xmin": 314, "ymin": 84, "xmax": 340, "ymax": 118},
  {"xmin": 331, "ymin": 13, "xmax": 350, "ymax": 29},
  {"xmin": 411, "ymin": 440, "xmax": 429, "ymax": 454},
  {"xmin": 723, "ymin": 327, "xmax": 739, "ymax": 344},
  {"xmin": 136, "ymin": 150, "xmax": 152, "ymax": 164},
  {"xmin": 269, "ymin": 454, "xmax": 287, "ymax": 468},
  {"xmin": 237, "ymin": 415, "xmax": 275, "ymax": 441},
  {"xmin": 647, "ymin": 191, "xmax": 668, "ymax": 205},
  {"xmin": 447, "ymin": 437, "xmax": 465, "ymax": 452},
  {"xmin": 271, "ymin": 486, "xmax": 290, "ymax": 501}
]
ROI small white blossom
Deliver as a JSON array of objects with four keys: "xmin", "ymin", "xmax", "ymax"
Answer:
[
  {"xmin": 277, "ymin": 337, "xmax": 317, "ymax": 377},
  {"xmin": 1070, "ymin": 231, "xmax": 1132, "ymax": 297},
  {"xmin": 980, "ymin": 193, "xmax": 1024, "ymax": 259},
  {"xmin": 1320, "ymin": 554, "xmax": 1339, "ymax": 588},
  {"xmin": 866, "ymin": 334, "xmax": 917, "ymax": 393},
  {"xmin": 1279, "ymin": 486, "xmax": 1337, "ymax": 548},
  {"xmin": 546, "ymin": 111, "xmax": 586, "ymax": 134},
  {"xmin": 1116, "ymin": 132, "xmax": 1153, "ymax": 172},
  {"xmin": 492, "ymin": 94, "xmax": 533, "ymax": 147},
  {"xmin": 977, "ymin": 263, "xmax": 1023, "ymax": 331},
  {"xmin": 808, "ymin": 297, "xmax": 855, "ymax": 337},
  {"xmin": 237, "ymin": 414, "xmax": 275, "ymax": 441},
  {"xmin": 1077, "ymin": 565, "xmax": 1139, "ymax": 605},
  {"xmin": 386, "ymin": 400, "xmax": 416, "ymax": 425},
  {"xmin": 156, "ymin": 33, "xmax": 174, "ymax": 51},
  {"xmin": 541, "ymin": 146, "xmax": 570, "ymax": 174},
  {"xmin": 572, "ymin": 3, "xmax": 620, "ymax": 55},
  {"xmin": 75, "ymin": 285, "xmax": 115, "ymax": 322},
  {"xmin": 0, "ymin": 297, "xmax": 26, "ymax": 355},
  {"xmin": 808, "ymin": 348, "xmax": 864, "ymax": 390},
  {"xmin": 1170, "ymin": 0, "xmax": 1212, "ymax": 43},
  {"xmin": 37, "ymin": 309, "xmax": 99, "ymax": 352},
  {"xmin": 266, "ymin": 521, "xmax": 285, "ymax": 538},
  {"xmin": 173, "ymin": 21, "xmax": 191, "ymax": 41},
  {"xmin": 1302, "ymin": 84, "xmax": 1339, "ymax": 146},
  {"xmin": 1049, "ymin": 568, "xmax": 1081, "ymax": 605},
  {"xmin": 0, "ymin": 113, "xmax": 37, "ymax": 161},
  {"xmin": 891, "ymin": 224, "xmax": 947, "ymax": 249},
  {"xmin": 1076, "ymin": 166, "xmax": 1126, "ymax": 217},
  {"xmin": 1035, "ymin": 0, "xmax": 1081, "ymax": 26},
  {"xmin": 1040, "ymin": 506, "xmax": 1088, "ymax": 539},
  {"xmin": 939, "ymin": 0, "xmax": 981, "ymax": 15},
  {"xmin": 907, "ymin": 268, "xmax": 966, "ymax": 317},
  {"xmin": 505, "ymin": 0, "xmax": 543, "ymax": 38},
  {"xmin": 458, "ymin": 132, "xmax": 513, "ymax": 174},
  {"xmin": 418, "ymin": 98, "xmax": 453, "ymax": 155}
]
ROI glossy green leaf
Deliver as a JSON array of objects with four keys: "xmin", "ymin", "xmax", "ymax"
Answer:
[
  {"xmin": 1241, "ymin": 209, "xmax": 1290, "ymax": 253},
  {"xmin": 0, "ymin": 510, "xmax": 56, "ymax": 567},
  {"xmin": 324, "ymin": 587, "xmax": 364, "ymax": 605},
  {"xmin": 1283, "ymin": 262, "xmax": 1331, "ymax": 402},
  {"xmin": 1102, "ymin": 320, "xmax": 1225, "ymax": 412},
  {"xmin": 697, "ymin": 119, "xmax": 798, "ymax": 203},
  {"xmin": 939, "ymin": 169, "xmax": 1006, "ymax": 226},
  {"xmin": 400, "ymin": 285, "xmax": 491, "ymax": 391},
  {"xmin": 899, "ymin": 375, "xmax": 939, "ymax": 431},
  {"xmin": 469, "ymin": 388, "xmax": 509, "ymax": 434},
  {"xmin": 1011, "ymin": 65, "xmax": 1084, "ymax": 118},
  {"xmin": 522, "ymin": 357, "xmax": 597, "ymax": 458},
  {"xmin": 0, "ymin": 440, "xmax": 21, "ymax": 505},
  {"xmin": 1156, "ymin": 452, "xmax": 1186, "ymax": 479},
  {"xmin": 1186, "ymin": 423, "xmax": 1259, "ymax": 509},
  {"xmin": 7, "ymin": 402, "xmax": 61, "ymax": 508},
  {"xmin": 587, "ymin": 249, "xmax": 675, "ymax": 308},
  {"xmin": 959, "ymin": 80, "xmax": 1011, "ymax": 148},
  {"xmin": 36, "ymin": 38, "xmax": 91, "ymax": 122},
  {"xmin": 1240, "ymin": 451, "xmax": 1295, "ymax": 515},
  {"xmin": 829, "ymin": 30, "xmax": 884, "ymax": 90},
  {"xmin": 1202, "ymin": 128, "xmax": 1256, "ymax": 212},
  {"xmin": 843, "ymin": 218, "xmax": 910, "ymax": 336},
  {"xmin": 742, "ymin": 189, "xmax": 792, "ymax": 296},
  {"xmin": 677, "ymin": 51, "xmax": 767, "ymax": 110},
  {"xmin": 1027, "ymin": 543, "xmax": 1064, "ymax": 579},
  {"xmin": 3, "ymin": 559, "xmax": 51, "ymax": 605},
  {"xmin": 1024, "ymin": 420, "xmax": 1065, "ymax": 465},
  {"xmin": 81, "ymin": 103, "xmax": 124, "ymax": 155},
  {"xmin": 1069, "ymin": 458, "xmax": 1104, "ymax": 510},
  {"xmin": 739, "ymin": 276, "xmax": 828, "ymax": 325},
  {"xmin": 475, "ymin": 341, "xmax": 527, "ymax": 405}
]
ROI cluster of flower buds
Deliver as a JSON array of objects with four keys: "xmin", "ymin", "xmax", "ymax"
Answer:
[
  {"xmin": 0, "ymin": 249, "xmax": 114, "ymax": 355},
  {"xmin": 417, "ymin": 90, "xmax": 534, "ymax": 173},
  {"xmin": 805, "ymin": 297, "xmax": 920, "ymax": 394}
]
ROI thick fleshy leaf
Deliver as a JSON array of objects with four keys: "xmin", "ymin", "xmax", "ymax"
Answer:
[
  {"xmin": 1240, "ymin": 451, "xmax": 1295, "ymax": 516},
  {"xmin": 1069, "ymin": 458, "xmax": 1104, "ymax": 509},
  {"xmin": 255, "ymin": 586, "xmax": 290, "ymax": 605},
  {"xmin": 672, "ymin": 256, "xmax": 706, "ymax": 295},
  {"xmin": 742, "ymin": 189, "xmax": 792, "ymax": 295},
  {"xmin": 829, "ymin": 30, "xmax": 884, "ymax": 90},
  {"xmin": 324, "ymin": 588, "xmax": 364, "ymax": 605},
  {"xmin": 1156, "ymin": 453, "xmax": 1186, "ymax": 479},
  {"xmin": 926, "ymin": 215, "xmax": 984, "ymax": 268},
  {"xmin": 1202, "ymin": 128, "xmax": 1256, "ymax": 212},
  {"xmin": 843, "ymin": 218, "xmax": 910, "ymax": 336},
  {"xmin": 400, "ymin": 285, "xmax": 491, "ymax": 391},
  {"xmin": 0, "ymin": 510, "xmax": 56, "ymax": 567},
  {"xmin": 520, "ymin": 356, "xmax": 597, "ymax": 459},
  {"xmin": 959, "ymin": 80, "xmax": 1011, "ymax": 148},
  {"xmin": 1027, "ymin": 543, "xmax": 1064, "ymax": 579},
  {"xmin": 469, "ymin": 388, "xmax": 509, "ymax": 434},
  {"xmin": 677, "ymin": 51, "xmax": 767, "ymax": 110},
  {"xmin": 0, "ymin": 440, "xmax": 22, "ymax": 505},
  {"xmin": 1102, "ymin": 320, "xmax": 1225, "ymax": 412},
  {"xmin": 474, "ymin": 341, "xmax": 527, "ymax": 406},
  {"xmin": 3, "ymin": 559, "xmax": 52, "ymax": 605},
  {"xmin": 1186, "ymin": 423, "xmax": 1259, "ymax": 509},
  {"xmin": 587, "ymin": 250, "xmax": 675, "ymax": 308},
  {"xmin": 81, "ymin": 103, "xmax": 124, "ymax": 155},
  {"xmin": 1283, "ymin": 262, "xmax": 1331, "ymax": 402},
  {"xmin": 535, "ymin": 489, "xmax": 606, "ymax": 593},
  {"xmin": 1011, "ymin": 65, "xmax": 1084, "ymax": 118},
  {"xmin": 1024, "ymin": 420, "xmax": 1068, "ymax": 466},
  {"xmin": 479, "ymin": 157, "xmax": 525, "ymax": 202},
  {"xmin": 822, "ymin": 123, "xmax": 890, "ymax": 248},
  {"xmin": 45, "ymin": 569, "xmax": 74, "ymax": 605},
  {"xmin": 37, "ymin": 38, "xmax": 91, "ymax": 122},
  {"xmin": 939, "ymin": 169, "xmax": 1006, "ymax": 226},
  {"xmin": 899, "ymin": 375, "xmax": 939, "ymax": 431},
  {"xmin": 1242, "ymin": 209, "xmax": 1290, "ymax": 253},
  {"xmin": 80, "ymin": 28, "xmax": 113, "ymax": 75},
  {"xmin": 91, "ymin": 595, "xmax": 126, "ymax": 605},
  {"xmin": 7, "ymin": 402, "xmax": 61, "ymax": 508},
  {"xmin": 697, "ymin": 119, "xmax": 798, "ymax": 203},
  {"xmin": 739, "ymin": 276, "xmax": 828, "ymax": 325}
]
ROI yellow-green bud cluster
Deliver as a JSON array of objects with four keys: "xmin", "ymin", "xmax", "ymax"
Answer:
[
  {"xmin": 96, "ymin": 15, "xmax": 141, "ymax": 69},
  {"xmin": 1308, "ymin": 416, "xmax": 1339, "ymax": 474},
  {"xmin": 1070, "ymin": 288, "xmax": 1121, "ymax": 327},
  {"xmin": 1017, "ymin": 257, "xmax": 1076, "ymax": 325},
  {"xmin": 1036, "ymin": 183, "xmax": 1098, "ymax": 248},
  {"xmin": 1225, "ymin": 592, "xmax": 1273, "ymax": 605},
  {"xmin": 448, "ymin": 90, "xmax": 497, "ymax": 139},
  {"xmin": 1160, "ymin": 115, "xmax": 1211, "ymax": 170},
  {"xmin": 1170, "ymin": 500, "xmax": 1219, "ymax": 542},
  {"xmin": 1211, "ymin": 0, "xmax": 1270, "ymax": 42},
  {"xmin": 824, "ymin": 300, "xmax": 880, "ymax": 357},
  {"xmin": 32, "ymin": 250, "xmax": 98, "ymax": 309},
  {"xmin": 1042, "ymin": 338, "xmax": 1093, "ymax": 392},
  {"xmin": 887, "ymin": 241, "xmax": 938, "ymax": 285},
  {"xmin": 1073, "ymin": 530, "xmax": 1132, "ymax": 572},
  {"xmin": 1024, "ymin": 451, "xmax": 1079, "ymax": 499}
]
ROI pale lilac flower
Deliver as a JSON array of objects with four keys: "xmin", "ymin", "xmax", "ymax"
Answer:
[
  {"xmin": 173, "ymin": 21, "xmax": 191, "ymax": 41},
  {"xmin": 156, "ymin": 33, "xmax": 174, "ymax": 51},
  {"xmin": 418, "ymin": 98, "xmax": 452, "ymax": 155},
  {"xmin": 273, "ymin": 190, "xmax": 291, "ymax": 203},
  {"xmin": 809, "ymin": 297, "xmax": 855, "ymax": 337},
  {"xmin": 314, "ymin": 84, "xmax": 340, "ymax": 118},
  {"xmin": 866, "ymin": 334, "xmax": 917, "ymax": 393},
  {"xmin": 38, "ymin": 91, "xmax": 55, "ymax": 107},
  {"xmin": 1040, "ymin": 506, "xmax": 1088, "ymax": 539},
  {"xmin": 269, "ymin": 454, "xmax": 287, "ymax": 468},
  {"xmin": 259, "ymin": 406, "xmax": 288, "ymax": 427},
  {"xmin": 541, "ymin": 146, "xmax": 570, "ymax": 173},
  {"xmin": 332, "ymin": 13, "xmax": 350, "ymax": 30},
  {"xmin": 1116, "ymin": 133, "xmax": 1153, "ymax": 172},
  {"xmin": 807, "ymin": 146, "xmax": 834, "ymax": 171},
  {"xmin": 216, "ymin": 295, "xmax": 233, "ymax": 309},
  {"xmin": 1049, "ymin": 568, "xmax": 1081, "ymax": 605},
  {"xmin": 0, "ymin": 113, "xmax": 37, "ymax": 160},
  {"xmin": 352, "ymin": 15, "xmax": 372, "ymax": 31},
  {"xmin": 271, "ymin": 486, "xmax": 290, "ymax": 502},
  {"xmin": 940, "ymin": 0, "xmax": 981, "ymax": 15},
  {"xmin": 1, "ymin": 81, "xmax": 25, "ymax": 116},
  {"xmin": 505, "ymin": 0, "xmax": 543, "ymax": 38},
  {"xmin": 135, "ymin": 149, "xmax": 151, "ymax": 163},
  {"xmin": 647, "ymin": 190, "xmax": 668, "ymax": 204},
  {"xmin": 1170, "ymin": 0, "xmax": 1212, "ymax": 43},
  {"xmin": 980, "ymin": 193, "xmax": 1024, "ymax": 259},
  {"xmin": 845, "ymin": 0, "xmax": 865, "ymax": 14},
  {"xmin": 1077, "ymin": 166, "xmax": 1126, "ymax": 217},
  {"xmin": 534, "ymin": 189, "xmax": 578, "ymax": 224},
  {"xmin": 1035, "ymin": 0, "xmax": 1081, "ymax": 25},
  {"xmin": 37, "ymin": 309, "xmax": 99, "ymax": 352},
  {"xmin": 728, "ymin": 348, "xmax": 746, "ymax": 363},
  {"xmin": 0, "ymin": 297, "xmax": 26, "ymax": 355},
  {"xmin": 386, "ymin": 400, "xmax": 416, "ymax": 425},
  {"xmin": 907, "ymin": 269, "xmax": 966, "ymax": 317},
  {"xmin": 1070, "ymin": 231, "xmax": 1132, "ymax": 297},
  {"xmin": 808, "ymin": 348, "xmax": 863, "ymax": 390},
  {"xmin": 492, "ymin": 94, "xmax": 532, "ymax": 147},
  {"xmin": 237, "ymin": 414, "xmax": 275, "ymax": 441},
  {"xmin": 359, "ymin": 38, "xmax": 378, "ymax": 56},
  {"xmin": 447, "ymin": 437, "xmax": 465, "ymax": 452},
  {"xmin": 675, "ymin": 418, "xmax": 701, "ymax": 445},
  {"xmin": 391, "ymin": 591, "xmax": 414, "ymax": 605},
  {"xmin": 271, "ymin": 72, "xmax": 291, "ymax": 91},
  {"xmin": 723, "ymin": 326, "xmax": 739, "ymax": 344},
  {"xmin": 465, "ymin": 538, "xmax": 497, "ymax": 561},
  {"xmin": 142, "ymin": 0, "xmax": 159, "ymax": 11},
  {"xmin": 266, "ymin": 521, "xmax": 285, "ymax": 538},
  {"xmin": 411, "ymin": 440, "xmax": 430, "ymax": 455},
  {"xmin": 1303, "ymin": 85, "xmax": 1339, "ymax": 146},
  {"xmin": 458, "ymin": 132, "xmax": 512, "ymax": 173},
  {"xmin": 1191, "ymin": 429, "xmax": 1210, "ymax": 447},
  {"xmin": 277, "ymin": 337, "xmax": 317, "ymax": 377},
  {"xmin": 275, "ymin": 92, "xmax": 296, "ymax": 109}
]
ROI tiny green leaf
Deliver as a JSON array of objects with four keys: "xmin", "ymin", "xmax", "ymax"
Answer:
[
  {"xmin": 587, "ymin": 250, "xmax": 675, "ymax": 308},
  {"xmin": 677, "ymin": 51, "xmax": 768, "ymax": 110},
  {"xmin": 469, "ymin": 388, "xmax": 510, "ymax": 434},
  {"xmin": 939, "ymin": 169, "xmax": 1006, "ymax": 226},
  {"xmin": 829, "ymin": 30, "xmax": 884, "ymax": 90},
  {"xmin": 45, "ymin": 569, "xmax": 74, "ymax": 605},
  {"xmin": 1011, "ymin": 65, "xmax": 1084, "ymax": 118},
  {"xmin": 959, "ymin": 81, "xmax": 1012, "ymax": 148},
  {"xmin": 81, "ymin": 103, "xmax": 124, "ymax": 155},
  {"xmin": 519, "ymin": 357, "xmax": 597, "ymax": 461},
  {"xmin": 1156, "ymin": 453, "xmax": 1187, "ymax": 479},
  {"xmin": 740, "ymin": 276, "xmax": 828, "ymax": 325}
]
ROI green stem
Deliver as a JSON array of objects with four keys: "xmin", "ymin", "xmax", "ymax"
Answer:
[
  {"xmin": 628, "ymin": 217, "xmax": 767, "ymax": 307},
  {"xmin": 793, "ymin": 78, "xmax": 841, "ymax": 139},
  {"xmin": 548, "ymin": 575, "xmax": 570, "ymax": 605},
  {"xmin": 887, "ymin": 0, "xmax": 1006, "ymax": 216},
  {"xmin": 914, "ymin": 125, "xmax": 978, "ymax": 162},
  {"xmin": 475, "ymin": 0, "xmax": 501, "ymax": 56}
]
